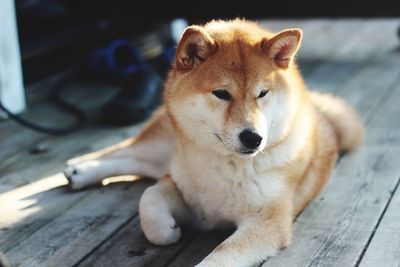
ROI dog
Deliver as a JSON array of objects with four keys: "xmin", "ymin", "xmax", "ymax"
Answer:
[{"xmin": 64, "ymin": 19, "xmax": 364, "ymax": 266}]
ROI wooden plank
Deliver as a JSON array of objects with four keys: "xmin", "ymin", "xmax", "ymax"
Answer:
[
  {"xmin": 0, "ymin": 121, "xmax": 146, "ymax": 251},
  {"xmin": 4, "ymin": 179, "xmax": 152, "ymax": 267},
  {"xmin": 262, "ymin": 36, "xmax": 400, "ymax": 267},
  {"xmin": 334, "ymin": 55, "xmax": 400, "ymax": 124},
  {"xmin": 262, "ymin": 19, "xmax": 394, "ymax": 87},
  {"xmin": 305, "ymin": 20, "xmax": 396, "ymax": 93},
  {"xmin": 295, "ymin": 19, "xmax": 365, "ymax": 59},
  {"xmin": 358, "ymin": 181, "xmax": 400, "ymax": 266},
  {"xmin": 76, "ymin": 221, "xmax": 230, "ymax": 267},
  {"xmin": 0, "ymin": 173, "xmax": 88, "ymax": 252},
  {"xmin": 262, "ymin": 19, "xmax": 366, "ymax": 77},
  {"xmin": 77, "ymin": 219, "xmax": 197, "ymax": 267},
  {"xmin": 167, "ymin": 231, "xmax": 231, "ymax": 267},
  {"xmin": 262, "ymin": 20, "xmax": 393, "ymax": 95}
]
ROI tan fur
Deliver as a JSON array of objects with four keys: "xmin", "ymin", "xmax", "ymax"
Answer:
[
  {"xmin": 309, "ymin": 91, "xmax": 365, "ymax": 152},
  {"xmin": 64, "ymin": 19, "xmax": 364, "ymax": 266}
]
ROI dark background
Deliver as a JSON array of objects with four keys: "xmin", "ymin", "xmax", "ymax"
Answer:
[{"xmin": 16, "ymin": 0, "xmax": 400, "ymax": 84}]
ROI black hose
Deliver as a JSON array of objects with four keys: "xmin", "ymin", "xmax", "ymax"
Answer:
[{"xmin": 0, "ymin": 74, "xmax": 87, "ymax": 135}]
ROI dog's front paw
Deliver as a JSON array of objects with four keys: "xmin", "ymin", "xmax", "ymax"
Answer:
[
  {"xmin": 63, "ymin": 161, "xmax": 100, "ymax": 190},
  {"xmin": 139, "ymin": 189, "xmax": 182, "ymax": 245},
  {"xmin": 140, "ymin": 212, "xmax": 182, "ymax": 245}
]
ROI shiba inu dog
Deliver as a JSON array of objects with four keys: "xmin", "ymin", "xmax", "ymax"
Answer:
[{"xmin": 64, "ymin": 19, "xmax": 364, "ymax": 266}]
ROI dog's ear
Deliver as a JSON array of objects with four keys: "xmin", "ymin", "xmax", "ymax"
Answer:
[
  {"xmin": 261, "ymin": 29, "xmax": 302, "ymax": 69},
  {"xmin": 175, "ymin": 26, "xmax": 217, "ymax": 71}
]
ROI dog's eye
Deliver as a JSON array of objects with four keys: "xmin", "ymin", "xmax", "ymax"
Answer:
[
  {"xmin": 212, "ymin": 89, "xmax": 231, "ymax": 101},
  {"xmin": 258, "ymin": 90, "xmax": 269, "ymax": 99}
]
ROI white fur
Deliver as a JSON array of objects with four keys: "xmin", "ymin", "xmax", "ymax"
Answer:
[
  {"xmin": 139, "ymin": 178, "xmax": 190, "ymax": 245},
  {"xmin": 64, "ymin": 158, "xmax": 165, "ymax": 190},
  {"xmin": 170, "ymin": 149, "xmax": 285, "ymax": 228}
]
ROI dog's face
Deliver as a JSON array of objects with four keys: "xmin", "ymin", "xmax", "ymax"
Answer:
[{"xmin": 165, "ymin": 20, "xmax": 303, "ymax": 156}]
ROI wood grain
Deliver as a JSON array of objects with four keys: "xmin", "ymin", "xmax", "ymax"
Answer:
[
  {"xmin": 359, "ymin": 178, "xmax": 400, "ymax": 267},
  {"xmin": 4, "ymin": 180, "xmax": 152, "ymax": 266},
  {"xmin": 77, "ymin": 219, "xmax": 197, "ymax": 267},
  {"xmin": 167, "ymin": 231, "xmax": 231, "ymax": 267}
]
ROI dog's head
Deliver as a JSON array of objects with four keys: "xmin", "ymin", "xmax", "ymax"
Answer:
[{"xmin": 165, "ymin": 20, "xmax": 304, "ymax": 157}]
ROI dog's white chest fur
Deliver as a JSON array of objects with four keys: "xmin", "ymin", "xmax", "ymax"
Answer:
[{"xmin": 170, "ymin": 148, "xmax": 285, "ymax": 229}]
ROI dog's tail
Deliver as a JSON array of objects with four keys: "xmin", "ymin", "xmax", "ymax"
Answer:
[{"xmin": 309, "ymin": 91, "xmax": 365, "ymax": 153}]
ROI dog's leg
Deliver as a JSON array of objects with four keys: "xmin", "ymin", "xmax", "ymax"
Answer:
[
  {"xmin": 139, "ymin": 176, "xmax": 191, "ymax": 245},
  {"xmin": 196, "ymin": 200, "xmax": 292, "ymax": 267},
  {"xmin": 64, "ymin": 157, "xmax": 167, "ymax": 190},
  {"xmin": 64, "ymin": 107, "xmax": 175, "ymax": 189}
]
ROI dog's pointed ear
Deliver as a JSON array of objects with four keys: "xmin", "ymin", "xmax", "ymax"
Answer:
[
  {"xmin": 261, "ymin": 29, "xmax": 302, "ymax": 69},
  {"xmin": 175, "ymin": 26, "xmax": 217, "ymax": 71}
]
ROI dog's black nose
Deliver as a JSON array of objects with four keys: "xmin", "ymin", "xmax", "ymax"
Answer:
[{"xmin": 239, "ymin": 129, "xmax": 263, "ymax": 150}]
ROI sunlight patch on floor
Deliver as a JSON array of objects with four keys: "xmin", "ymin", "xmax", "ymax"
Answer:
[{"xmin": 0, "ymin": 173, "xmax": 68, "ymax": 227}]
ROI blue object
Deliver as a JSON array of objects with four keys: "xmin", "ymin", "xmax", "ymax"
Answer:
[
  {"xmin": 88, "ymin": 38, "xmax": 164, "ymax": 124},
  {"xmin": 89, "ymin": 38, "xmax": 148, "ymax": 78}
]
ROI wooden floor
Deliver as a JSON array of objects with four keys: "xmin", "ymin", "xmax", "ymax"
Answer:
[{"xmin": 1, "ymin": 19, "xmax": 400, "ymax": 267}]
